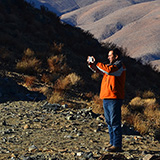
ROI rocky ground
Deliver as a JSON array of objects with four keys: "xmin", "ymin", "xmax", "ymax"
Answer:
[
  {"xmin": 0, "ymin": 100, "xmax": 160, "ymax": 160},
  {"xmin": 0, "ymin": 75, "xmax": 160, "ymax": 160}
]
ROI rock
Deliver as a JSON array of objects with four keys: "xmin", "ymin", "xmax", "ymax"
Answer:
[
  {"xmin": 2, "ymin": 120, "xmax": 7, "ymax": 126},
  {"xmin": 24, "ymin": 124, "xmax": 30, "ymax": 129},
  {"xmin": 77, "ymin": 152, "xmax": 83, "ymax": 156},
  {"xmin": 83, "ymin": 151, "xmax": 93, "ymax": 159},
  {"xmin": 143, "ymin": 154, "xmax": 154, "ymax": 160},
  {"xmin": 28, "ymin": 145, "xmax": 38, "ymax": 152},
  {"xmin": 62, "ymin": 104, "xmax": 68, "ymax": 108},
  {"xmin": 66, "ymin": 115, "xmax": 75, "ymax": 120}
]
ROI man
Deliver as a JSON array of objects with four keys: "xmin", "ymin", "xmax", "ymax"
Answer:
[{"xmin": 87, "ymin": 48, "xmax": 126, "ymax": 152}]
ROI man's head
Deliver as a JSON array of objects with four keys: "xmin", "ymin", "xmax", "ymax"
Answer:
[{"xmin": 108, "ymin": 48, "xmax": 122, "ymax": 64}]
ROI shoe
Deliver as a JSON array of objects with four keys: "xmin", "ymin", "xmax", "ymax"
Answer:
[
  {"xmin": 103, "ymin": 144, "xmax": 113, "ymax": 151},
  {"xmin": 106, "ymin": 146, "xmax": 122, "ymax": 152}
]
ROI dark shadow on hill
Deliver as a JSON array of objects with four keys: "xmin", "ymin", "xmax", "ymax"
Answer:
[
  {"xmin": 26, "ymin": 0, "xmax": 61, "ymax": 16},
  {"xmin": 0, "ymin": 76, "xmax": 46, "ymax": 103}
]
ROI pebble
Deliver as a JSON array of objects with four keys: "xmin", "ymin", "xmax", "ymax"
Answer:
[
  {"xmin": 0, "ymin": 100, "xmax": 160, "ymax": 160},
  {"xmin": 28, "ymin": 145, "xmax": 38, "ymax": 152},
  {"xmin": 23, "ymin": 124, "xmax": 30, "ymax": 129}
]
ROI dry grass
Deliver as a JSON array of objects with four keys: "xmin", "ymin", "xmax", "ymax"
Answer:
[
  {"xmin": 133, "ymin": 113, "xmax": 149, "ymax": 134},
  {"xmin": 123, "ymin": 92, "xmax": 160, "ymax": 135},
  {"xmin": 24, "ymin": 48, "xmax": 35, "ymax": 57},
  {"xmin": 84, "ymin": 92, "xmax": 94, "ymax": 99},
  {"xmin": 54, "ymin": 73, "xmax": 81, "ymax": 91},
  {"xmin": 48, "ymin": 91, "xmax": 64, "ymax": 104},
  {"xmin": 91, "ymin": 95, "xmax": 104, "ymax": 114},
  {"xmin": 50, "ymin": 42, "xmax": 64, "ymax": 54},
  {"xmin": 142, "ymin": 90, "xmax": 155, "ymax": 99},
  {"xmin": 91, "ymin": 72, "xmax": 100, "ymax": 81},
  {"xmin": 47, "ymin": 54, "xmax": 69, "ymax": 74},
  {"xmin": 24, "ymin": 76, "xmax": 36, "ymax": 87},
  {"xmin": 16, "ymin": 58, "xmax": 41, "ymax": 74}
]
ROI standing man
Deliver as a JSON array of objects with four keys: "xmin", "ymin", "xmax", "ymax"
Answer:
[{"xmin": 87, "ymin": 48, "xmax": 126, "ymax": 152}]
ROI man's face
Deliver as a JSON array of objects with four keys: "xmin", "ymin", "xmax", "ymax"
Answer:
[{"xmin": 108, "ymin": 50, "xmax": 118, "ymax": 64}]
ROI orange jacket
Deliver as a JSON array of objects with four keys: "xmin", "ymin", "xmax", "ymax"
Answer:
[{"xmin": 89, "ymin": 60, "xmax": 126, "ymax": 99}]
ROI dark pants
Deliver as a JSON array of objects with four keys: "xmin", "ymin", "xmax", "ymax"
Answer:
[{"xmin": 103, "ymin": 99, "xmax": 123, "ymax": 148}]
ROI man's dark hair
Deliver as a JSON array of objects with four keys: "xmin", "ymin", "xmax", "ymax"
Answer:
[{"xmin": 112, "ymin": 48, "xmax": 122, "ymax": 60}]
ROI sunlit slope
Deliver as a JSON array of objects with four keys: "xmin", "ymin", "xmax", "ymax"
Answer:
[{"xmin": 61, "ymin": 0, "xmax": 160, "ymax": 70}]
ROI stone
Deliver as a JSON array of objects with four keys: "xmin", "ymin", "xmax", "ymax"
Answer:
[
  {"xmin": 24, "ymin": 124, "xmax": 30, "ymax": 129},
  {"xmin": 28, "ymin": 145, "xmax": 38, "ymax": 152},
  {"xmin": 77, "ymin": 152, "xmax": 84, "ymax": 156},
  {"xmin": 143, "ymin": 154, "xmax": 154, "ymax": 160}
]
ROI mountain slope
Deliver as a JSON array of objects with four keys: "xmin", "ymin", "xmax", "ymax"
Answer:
[
  {"xmin": 60, "ymin": 0, "xmax": 160, "ymax": 71},
  {"xmin": 25, "ymin": 0, "xmax": 160, "ymax": 70},
  {"xmin": 25, "ymin": 0, "xmax": 99, "ymax": 15}
]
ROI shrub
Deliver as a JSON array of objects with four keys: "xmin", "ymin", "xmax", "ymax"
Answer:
[
  {"xmin": 91, "ymin": 95, "xmax": 103, "ymax": 114},
  {"xmin": 142, "ymin": 90, "xmax": 155, "ymax": 99},
  {"xmin": 54, "ymin": 73, "xmax": 81, "ymax": 91},
  {"xmin": 24, "ymin": 76, "xmax": 36, "ymax": 87},
  {"xmin": 133, "ymin": 113, "xmax": 149, "ymax": 134},
  {"xmin": 91, "ymin": 72, "xmax": 101, "ymax": 81},
  {"xmin": 16, "ymin": 58, "xmax": 41, "ymax": 74},
  {"xmin": 47, "ymin": 54, "xmax": 69, "ymax": 74},
  {"xmin": 48, "ymin": 91, "xmax": 64, "ymax": 104},
  {"xmin": 24, "ymin": 48, "xmax": 35, "ymax": 58}
]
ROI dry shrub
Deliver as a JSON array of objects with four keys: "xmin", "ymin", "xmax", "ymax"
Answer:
[
  {"xmin": 54, "ymin": 73, "xmax": 81, "ymax": 91},
  {"xmin": 47, "ymin": 54, "xmax": 69, "ymax": 73},
  {"xmin": 91, "ymin": 95, "xmax": 104, "ymax": 114},
  {"xmin": 16, "ymin": 58, "xmax": 41, "ymax": 74},
  {"xmin": 50, "ymin": 42, "xmax": 64, "ymax": 54},
  {"xmin": 24, "ymin": 76, "xmax": 36, "ymax": 87},
  {"xmin": 84, "ymin": 92, "xmax": 94, "ymax": 99},
  {"xmin": 91, "ymin": 72, "xmax": 100, "ymax": 81},
  {"xmin": 24, "ymin": 48, "xmax": 35, "ymax": 57},
  {"xmin": 121, "ymin": 105, "xmax": 134, "ymax": 125},
  {"xmin": 126, "ymin": 96, "xmax": 160, "ymax": 134},
  {"xmin": 142, "ymin": 90, "xmax": 155, "ymax": 99},
  {"xmin": 133, "ymin": 113, "xmax": 149, "ymax": 134},
  {"xmin": 66, "ymin": 73, "xmax": 81, "ymax": 85},
  {"xmin": 48, "ymin": 91, "xmax": 64, "ymax": 104},
  {"xmin": 129, "ymin": 97, "xmax": 143, "ymax": 106},
  {"xmin": 144, "ymin": 104, "xmax": 160, "ymax": 128},
  {"xmin": 41, "ymin": 74, "xmax": 51, "ymax": 84},
  {"xmin": 129, "ymin": 97, "xmax": 156, "ymax": 112}
]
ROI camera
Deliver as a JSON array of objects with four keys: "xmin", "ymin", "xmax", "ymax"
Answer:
[{"xmin": 88, "ymin": 56, "xmax": 94, "ymax": 63}]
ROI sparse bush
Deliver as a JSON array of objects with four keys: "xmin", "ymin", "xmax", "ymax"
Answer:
[
  {"xmin": 47, "ymin": 54, "xmax": 69, "ymax": 74},
  {"xmin": 24, "ymin": 48, "xmax": 35, "ymax": 57},
  {"xmin": 48, "ymin": 91, "xmax": 64, "ymax": 104},
  {"xmin": 84, "ymin": 92, "xmax": 94, "ymax": 99},
  {"xmin": 133, "ymin": 113, "xmax": 149, "ymax": 134},
  {"xmin": 50, "ymin": 42, "xmax": 64, "ymax": 55},
  {"xmin": 24, "ymin": 76, "xmax": 36, "ymax": 87},
  {"xmin": 66, "ymin": 73, "xmax": 81, "ymax": 85},
  {"xmin": 91, "ymin": 72, "xmax": 100, "ymax": 81},
  {"xmin": 91, "ymin": 95, "xmax": 103, "ymax": 114},
  {"xmin": 54, "ymin": 73, "xmax": 81, "ymax": 91},
  {"xmin": 16, "ymin": 58, "xmax": 41, "ymax": 74},
  {"xmin": 142, "ymin": 90, "xmax": 155, "ymax": 99}
]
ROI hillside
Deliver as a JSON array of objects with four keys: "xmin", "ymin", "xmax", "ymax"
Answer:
[
  {"xmin": 60, "ymin": 0, "xmax": 160, "ymax": 71},
  {"xmin": 25, "ymin": 0, "xmax": 160, "ymax": 71},
  {"xmin": 0, "ymin": 0, "xmax": 160, "ymax": 159}
]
